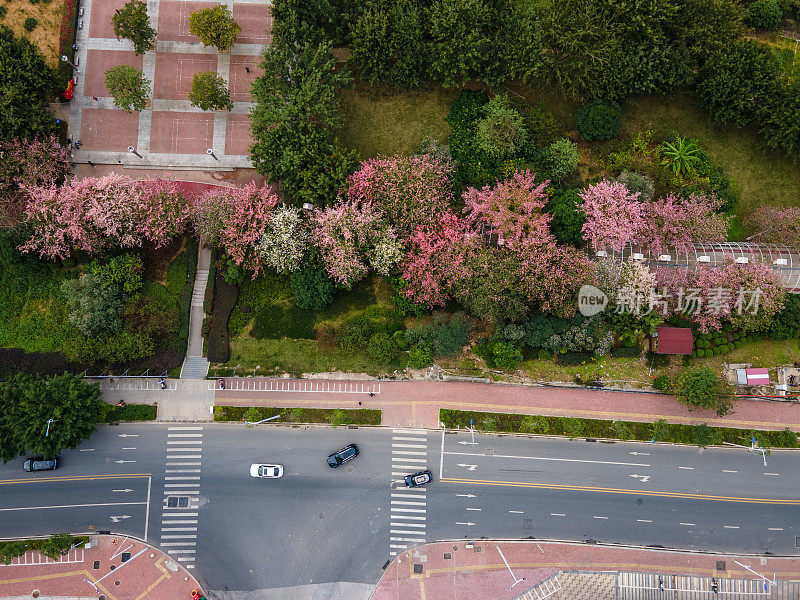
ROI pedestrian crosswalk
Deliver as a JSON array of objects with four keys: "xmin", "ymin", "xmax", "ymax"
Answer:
[
  {"xmin": 160, "ymin": 426, "xmax": 204, "ymax": 569},
  {"xmin": 389, "ymin": 428, "xmax": 428, "ymax": 556}
]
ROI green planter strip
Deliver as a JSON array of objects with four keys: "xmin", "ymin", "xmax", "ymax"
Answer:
[
  {"xmin": 98, "ymin": 404, "xmax": 158, "ymax": 423},
  {"xmin": 214, "ymin": 405, "xmax": 381, "ymax": 426},
  {"xmin": 440, "ymin": 409, "xmax": 799, "ymax": 449},
  {"xmin": 0, "ymin": 535, "xmax": 89, "ymax": 565}
]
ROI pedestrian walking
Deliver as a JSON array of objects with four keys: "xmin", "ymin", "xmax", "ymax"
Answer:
[
  {"xmin": 87, "ymin": 160, "xmax": 95, "ymax": 167},
  {"xmin": 92, "ymin": 96, "xmax": 99, "ymax": 102},
  {"xmin": 245, "ymin": 66, "xmax": 251, "ymax": 73},
  {"xmin": 358, "ymin": 401, "xmax": 362, "ymax": 406}
]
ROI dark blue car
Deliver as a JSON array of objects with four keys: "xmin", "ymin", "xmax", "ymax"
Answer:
[{"xmin": 327, "ymin": 444, "xmax": 359, "ymax": 468}]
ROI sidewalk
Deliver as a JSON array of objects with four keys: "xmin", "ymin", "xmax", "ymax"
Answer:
[
  {"xmin": 0, "ymin": 535, "xmax": 202, "ymax": 600},
  {"xmin": 211, "ymin": 378, "xmax": 800, "ymax": 431},
  {"xmin": 370, "ymin": 540, "xmax": 800, "ymax": 600}
]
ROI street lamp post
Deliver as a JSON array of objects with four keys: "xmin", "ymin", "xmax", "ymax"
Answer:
[
  {"xmin": 496, "ymin": 546, "xmax": 526, "ymax": 590},
  {"xmin": 60, "ymin": 54, "xmax": 80, "ymax": 73},
  {"xmin": 207, "ymin": 148, "xmax": 219, "ymax": 160},
  {"xmin": 45, "ymin": 419, "xmax": 56, "ymax": 437},
  {"xmin": 127, "ymin": 146, "xmax": 142, "ymax": 158}
]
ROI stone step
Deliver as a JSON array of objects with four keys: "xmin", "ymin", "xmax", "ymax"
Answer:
[{"xmin": 180, "ymin": 356, "xmax": 209, "ymax": 379}]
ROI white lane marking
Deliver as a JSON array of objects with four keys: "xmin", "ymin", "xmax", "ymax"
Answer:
[
  {"xmin": 0, "ymin": 502, "xmax": 146, "ymax": 512},
  {"xmin": 158, "ymin": 512, "xmax": 198, "ymax": 517},
  {"xmin": 122, "ymin": 447, "xmax": 137, "ymax": 450},
  {"xmin": 593, "ymin": 516, "xmax": 608, "ymax": 519},
  {"xmin": 390, "ymin": 537, "xmax": 426, "ymax": 542},
  {"xmin": 167, "ymin": 441, "xmax": 204, "ymax": 445},
  {"xmin": 678, "ymin": 466, "xmax": 694, "ymax": 470},
  {"xmin": 389, "ymin": 515, "xmax": 426, "ymax": 521},
  {"xmin": 392, "ymin": 457, "xmax": 427, "ymax": 463},
  {"xmin": 393, "ymin": 428, "xmax": 428, "ymax": 434},
  {"xmin": 163, "ymin": 455, "xmax": 202, "ymax": 459},
  {"xmin": 457, "ymin": 463, "xmax": 478, "ymax": 471},
  {"xmin": 764, "ymin": 473, "xmax": 780, "ymax": 476},
  {"xmin": 455, "ymin": 522, "xmax": 475, "ymax": 526},
  {"xmin": 161, "ymin": 542, "xmax": 197, "ymax": 547},
  {"xmin": 394, "ymin": 465, "xmax": 428, "ymax": 470},
  {"xmin": 176, "ymin": 557, "xmax": 195, "ymax": 561},
  {"xmin": 167, "ymin": 550, "xmax": 196, "ymax": 554},
  {"xmin": 443, "ymin": 451, "xmax": 648, "ymax": 468},
  {"xmin": 769, "ymin": 528, "xmax": 784, "ymax": 531},
  {"xmin": 394, "ymin": 436, "xmax": 428, "ymax": 442},
  {"xmin": 160, "ymin": 535, "xmax": 197, "ymax": 539},
  {"xmin": 391, "ymin": 508, "xmax": 426, "ymax": 513},
  {"xmin": 550, "ymin": 513, "xmax": 565, "ymax": 517},
  {"xmin": 389, "ymin": 545, "xmax": 407, "ymax": 549},
  {"xmin": 722, "ymin": 470, "xmax": 738, "ymax": 473},
  {"xmin": 161, "ymin": 528, "xmax": 197, "ymax": 532},
  {"xmin": 509, "ymin": 511, "xmax": 524, "ymax": 514},
  {"xmin": 79, "ymin": 449, "xmax": 95, "ymax": 452},
  {"xmin": 169, "ymin": 427, "xmax": 204, "ymax": 430},
  {"xmin": 391, "ymin": 493, "xmax": 427, "ymax": 499},
  {"xmin": 162, "ymin": 491, "xmax": 199, "ymax": 495},
  {"xmin": 466, "ymin": 508, "xmax": 481, "ymax": 511},
  {"xmin": 392, "ymin": 450, "xmax": 427, "ymax": 456},
  {"xmin": 391, "ymin": 523, "xmax": 426, "ymax": 528},
  {"xmin": 637, "ymin": 519, "xmax": 653, "ymax": 523},
  {"xmin": 167, "ymin": 434, "xmax": 204, "ymax": 438},
  {"xmin": 390, "ymin": 530, "xmax": 427, "ymax": 535},
  {"xmin": 161, "ymin": 520, "xmax": 198, "ymax": 525},
  {"xmin": 389, "ymin": 552, "xmax": 398, "ymax": 556},
  {"xmin": 164, "ymin": 483, "xmax": 200, "ymax": 487},
  {"xmin": 165, "ymin": 476, "xmax": 201, "ymax": 480},
  {"xmin": 391, "ymin": 501, "xmax": 426, "ymax": 506},
  {"xmin": 680, "ymin": 523, "xmax": 695, "ymax": 526},
  {"xmin": 724, "ymin": 525, "xmax": 740, "ymax": 529},
  {"xmin": 439, "ymin": 425, "xmax": 446, "ymax": 480},
  {"xmin": 165, "ymin": 469, "xmax": 202, "ymax": 473},
  {"xmin": 165, "ymin": 462, "xmax": 202, "ymax": 466},
  {"xmin": 393, "ymin": 444, "xmax": 427, "ymax": 449}
]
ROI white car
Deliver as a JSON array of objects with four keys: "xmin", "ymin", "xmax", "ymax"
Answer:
[{"xmin": 250, "ymin": 464, "xmax": 284, "ymax": 478}]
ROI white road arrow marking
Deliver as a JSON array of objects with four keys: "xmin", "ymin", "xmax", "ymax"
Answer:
[
  {"xmin": 457, "ymin": 463, "xmax": 477, "ymax": 471},
  {"xmin": 115, "ymin": 460, "xmax": 136, "ymax": 464},
  {"xmin": 112, "ymin": 489, "xmax": 134, "ymax": 493},
  {"xmin": 629, "ymin": 452, "xmax": 650, "ymax": 456},
  {"xmin": 629, "ymin": 474, "xmax": 651, "ymax": 482},
  {"xmin": 455, "ymin": 522, "xmax": 475, "ymax": 526},
  {"xmin": 118, "ymin": 434, "xmax": 139, "ymax": 438},
  {"xmin": 457, "ymin": 441, "xmax": 477, "ymax": 446},
  {"xmin": 110, "ymin": 515, "xmax": 131, "ymax": 522},
  {"xmin": 455, "ymin": 493, "xmax": 477, "ymax": 498}
]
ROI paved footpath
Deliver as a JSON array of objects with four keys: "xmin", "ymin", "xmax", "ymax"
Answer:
[
  {"xmin": 371, "ymin": 540, "xmax": 800, "ymax": 600},
  {"xmin": 211, "ymin": 378, "xmax": 800, "ymax": 431},
  {"xmin": 0, "ymin": 535, "xmax": 201, "ymax": 600}
]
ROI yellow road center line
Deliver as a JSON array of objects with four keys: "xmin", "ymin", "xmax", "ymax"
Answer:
[{"xmin": 0, "ymin": 474, "xmax": 151, "ymax": 485}]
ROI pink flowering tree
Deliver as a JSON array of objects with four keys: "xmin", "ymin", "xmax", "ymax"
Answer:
[
  {"xmin": 640, "ymin": 193, "xmax": 726, "ymax": 255},
  {"xmin": 312, "ymin": 200, "xmax": 402, "ymax": 288},
  {"xmin": 193, "ymin": 183, "xmax": 279, "ymax": 276},
  {"xmin": 746, "ymin": 207, "xmax": 800, "ymax": 246},
  {"xmin": 21, "ymin": 174, "xmax": 191, "ymax": 259},
  {"xmin": 0, "ymin": 136, "xmax": 71, "ymax": 192},
  {"xmin": 580, "ymin": 180, "xmax": 645, "ymax": 251},
  {"xmin": 345, "ymin": 154, "xmax": 455, "ymax": 237}
]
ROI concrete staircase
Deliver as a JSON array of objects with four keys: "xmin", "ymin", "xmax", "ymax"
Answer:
[{"xmin": 180, "ymin": 245, "xmax": 211, "ymax": 380}]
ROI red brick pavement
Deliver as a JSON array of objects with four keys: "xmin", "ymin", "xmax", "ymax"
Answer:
[
  {"xmin": 80, "ymin": 109, "xmax": 141, "ymax": 152},
  {"xmin": 214, "ymin": 380, "xmax": 800, "ymax": 431},
  {"xmin": 149, "ymin": 112, "xmax": 215, "ymax": 154},
  {"xmin": 371, "ymin": 540, "xmax": 800, "ymax": 600},
  {"xmin": 0, "ymin": 535, "xmax": 201, "ymax": 600},
  {"xmin": 83, "ymin": 50, "xmax": 143, "ymax": 98},
  {"xmin": 153, "ymin": 53, "xmax": 219, "ymax": 101},
  {"xmin": 157, "ymin": 1, "xmax": 218, "ymax": 42},
  {"xmin": 88, "ymin": 0, "xmax": 127, "ymax": 38}
]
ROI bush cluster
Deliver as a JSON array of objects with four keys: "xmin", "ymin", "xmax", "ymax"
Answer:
[
  {"xmin": 214, "ymin": 405, "xmax": 381, "ymax": 426},
  {"xmin": 692, "ymin": 325, "xmax": 757, "ymax": 358},
  {"xmin": 576, "ymin": 100, "xmax": 621, "ymax": 141},
  {"xmin": 1, "ymin": 535, "xmax": 87, "ymax": 565}
]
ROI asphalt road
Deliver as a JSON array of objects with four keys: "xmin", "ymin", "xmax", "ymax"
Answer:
[{"xmin": 1, "ymin": 423, "xmax": 799, "ymax": 593}]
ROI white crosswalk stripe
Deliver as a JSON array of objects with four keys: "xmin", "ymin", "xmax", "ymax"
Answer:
[
  {"xmin": 160, "ymin": 427, "xmax": 203, "ymax": 569},
  {"xmin": 388, "ymin": 429, "xmax": 428, "ymax": 555}
]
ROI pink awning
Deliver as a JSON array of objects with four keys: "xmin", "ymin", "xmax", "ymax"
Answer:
[{"xmin": 745, "ymin": 368, "xmax": 769, "ymax": 385}]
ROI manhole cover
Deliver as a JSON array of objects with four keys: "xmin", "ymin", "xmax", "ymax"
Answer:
[
  {"xmin": 413, "ymin": 564, "xmax": 423, "ymax": 574},
  {"xmin": 717, "ymin": 561, "xmax": 726, "ymax": 571},
  {"xmin": 389, "ymin": 481, "xmax": 398, "ymax": 489},
  {"xmin": 444, "ymin": 553, "xmax": 452, "ymax": 559},
  {"xmin": 452, "ymin": 545, "xmax": 458, "ymax": 551},
  {"xmin": 109, "ymin": 565, "xmax": 116, "ymax": 571},
  {"xmin": 589, "ymin": 478, "xmax": 597, "ymax": 486},
  {"xmin": 636, "ymin": 498, "xmax": 643, "ymax": 505},
  {"xmin": 167, "ymin": 496, "xmax": 189, "ymax": 508},
  {"xmin": 93, "ymin": 561, "xmax": 100, "ymax": 570},
  {"xmin": 473, "ymin": 546, "xmax": 481, "ymax": 553},
  {"xmin": 485, "ymin": 448, "xmax": 494, "ymax": 456},
  {"xmin": 32, "ymin": 591, "xmax": 40, "ymax": 598},
  {"xmin": 346, "ymin": 465, "xmax": 354, "ymax": 473},
  {"xmin": 524, "ymin": 519, "xmax": 533, "ymax": 529},
  {"xmin": 319, "ymin": 513, "xmax": 324, "ymax": 519},
  {"xmin": 114, "ymin": 581, "xmax": 120, "ymax": 586},
  {"xmin": 121, "ymin": 553, "xmax": 130, "ymax": 562}
]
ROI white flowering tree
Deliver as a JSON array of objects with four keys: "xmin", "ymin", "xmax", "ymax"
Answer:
[{"xmin": 257, "ymin": 206, "xmax": 310, "ymax": 274}]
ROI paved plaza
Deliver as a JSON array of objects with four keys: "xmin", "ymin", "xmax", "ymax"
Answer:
[{"xmin": 68, "ymin": 0, "xmax": 272, "ymax": 170}]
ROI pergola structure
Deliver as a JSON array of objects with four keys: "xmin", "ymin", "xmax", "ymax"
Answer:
[{"xmin": 596, "ymin": 242, "xmax": 800, "ymax": 290}]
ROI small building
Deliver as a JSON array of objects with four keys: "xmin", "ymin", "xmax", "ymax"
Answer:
[
  {"xmin": 652, "ymin": 327, "xmax": 694, "ymax": 355},
  {"xmin": 735, "ymin": 367, "xmax": 770, "ymax": 386}
]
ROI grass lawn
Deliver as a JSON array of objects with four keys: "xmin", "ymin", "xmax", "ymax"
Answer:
[
  {"xmin": 1, "ymin": 0, "xmax": 65, "ymax": 67},
  {"xmin": 339, "ymin": 85, "xmax": 459, "ymax": 158}
]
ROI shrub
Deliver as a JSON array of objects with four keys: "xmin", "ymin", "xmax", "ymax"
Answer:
[
  {"xmin": 61, "ymin": 273, "xmax": 124, "ymax": 337},
  {"xmin": 329, "ymin": 409, "xmax": 347, "ymax": 427},
  {"xmin": 558, "ymin": 351, "xmax": 595, "ymax": 366},
  {"xmin": 768, "ymin": 293, "xmax": 800, "ymax": 340},
  {"xmin": 23, "ymin": 17, "xmax": 38, "ymax": 31},
  {"xmin": 564, "ymin": 417, "xmax": 585, "ymax": 438},
  {"xmin": 616, "ymin": 171, "xmax": 654, "ymax": 200},
  {"xmin": 367, "ymin": 331, "xmax": 397, "ymax": 362},
  {"xmin": 188, "ymin": 5, "xmax": 241, "ymax": 51},
  {"xmin": 105, "ymin": 64, "xmax": 150, "ymax": 112},
  {"xmin": 547, "ymin": 138, "xmax": 579, "ymax": 181},
  {"xmin": 0, "ymin": 7, "xmax": 7, "ymax": 19},
  {"xmin": 291, "ymin": 269, "xmax": 334, "ymax": 311},
  {"xmin": 407, "ymin": 313, "xmax": 470, "ymax": 357},
  {"xmin": 337, "ymin": 315, "xmax": 375, "ymax": 352},
  {"xmin": 614, "ymin": 420, "xmax": 633, "ymax": 441},
  {"xmin": 481, "ymin": 416, "xmax": 498, "ymax": 431},
  {"xmin": 189, "ymin": 71, "xmax": 233, "ymax": 111},
  {"xmin": 692, "ymin": 423, "xmax": 723, "ymax": 448},
  {"xmin": 408, "ymin": 343, "xmax": 432, "ymax": 368},
  {"xmin": 576, "ymin": 100, "xmax": 621, "ymax": 141},
  {"xmin": 747, "ymin": 0, "xmax": 782, "ymax": 28},
  {"xmin": 521, "ymin": 415, "xmax": 550, "ymax": 434},
  {"xmin": 653, "ymin": 375, "xmax": 671, "ymax": 391},
  {"xmin": 672, "ymin": 367, "xmax": 733, "ymax": 416},
  {"xmin": 545, "ymin": 188, "xmax": 585, "ymax": 247},
  {"xmin": 475, "ymin": 94, "xmax": 528, "ymax": 159},
  {"xmin": 646, "ymin": 352, "xmax": 670, "ymax": 368},
  {"xmin": 777, "ymin": 428, "xmax": 799, "ymax": 448},
  {"xmin": 610, "ymin": 345, "xmax": 641, "ymax": 358},
  {"xmin": 537, "ymin": 349, "xmax": 552, "ymax": 360},
  {"xmin": 493, "ymin": 342, "xmax": 522, "ymax": 370},
  {"xmin": 90, "ymin": 254, "xmax": 143, "ymax": 293}
]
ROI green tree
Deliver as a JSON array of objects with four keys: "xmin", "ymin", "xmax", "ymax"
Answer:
[
  {"xmin": 349, "ymin": 0, "xmax": 428, "ymax": 89},
  {"xmin": 61, "ymin": 273, "xmax": 124, "ymax": 337},
  {"xmin": 545, "ymin": 187, "xmax": 585, "ymax": 247},
  {"xmin": 547, "ymin": 138, "xmax": 579, "ymax": 181},
  {"xmin": 747, "ymin": 0, "xmax": 782, "ymax": 29},
  {"xmin": 475, "ymin": 94, "xmax": 528, "ymax": 159},
  {"xmin": 492, "ymin": 341, "xmax": 522, "ymax": 370},
  {"xmin": 428, "ymin": 0, "xmax": 492, "ymax": 87},
  {"xmin": 89, "ymin": 254, "xmax": 143, "ymax": 294},
  {"xmin": 576, "ymin": 100, "xmax": 621, "ymax": 141},
  {"xmin": 112, "ymin": 0, "xmax": 156, "ymax": 55},
  {"xmin": 188, "ymin": 5, "xmax": 241, "ymax": 52},
  {"xmin": 270, "ymin": 0, "xmax": 361, "ymax": 48},
  {"xmin": 291, "ymin": 268, "xmax": 334, "ymax": 310},
  {"xmin": 189, "ymin": 71, "xmax": 233, "ymax": 111},
  {"xmin": 660, "ymin": 136, "xmax": 701, "ymax": 176},
  {"xmin": 760, "ymin": 81, "xmax": 800, "ymax": 161},
  {"xmin": 250, "ymin": 40, "xmax": 357, "ymax": 205},
  {"xmin": 0, "ymin": 26, "xmax": 57, "ymax": 141},
  {"xmin": 671, "ymin": 366, "xmax": 733, "ymax": 416},
  {"xmin": 0, "ymin": 373, "xmax": 103, "ymax": 462},
  {"xmin": 104, "ymin": 64, "xmax": 150, "ymax": 112}
]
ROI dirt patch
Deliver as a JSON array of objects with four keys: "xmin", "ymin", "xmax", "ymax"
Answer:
[{"xmin": 1, "ymin": 0, "xmax": 66, "ymax": 67}]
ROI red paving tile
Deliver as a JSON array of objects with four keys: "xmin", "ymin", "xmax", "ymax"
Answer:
[
  {"xmin": 229, "ymin": 55, "xmax": 262, "ymax": 101},
  {"xmin": 373, "ymin": 541, "xmax": 800, "ymax": 600},
  {"xmin": 233, "ymin": 3, "xmax": 273, "ymax": 44},
  {"xmin": 88, "ymin": 0, "xmax": 128, "ymax": 38},
  {"xmin": 157, "ymin": 1, "xmax": 218, "ymax": 42},
  {"xmin": 150, "ymin": 112, "xmax": 215, "ymax": 154},
  {"xmin": 153, "ymin": 53, "xmax": 218, "ymax": 100},
  {"xmin": 80, "ymin": 109, "xmax": 141, "ymax": 152},
  {"xmin": 224, "ymin": 114, "xmax": 254, "ymax": 156},
  {"xmin": 83, "ymin": 50, "xmax": 143, "ymax": 99},
  {"xmin": 214, "ymin": 379, "xmax": 800, "ymax": 431},
  {"xmin": 0, "ymin": 535, "xmax": 201, "ymax": 600}
]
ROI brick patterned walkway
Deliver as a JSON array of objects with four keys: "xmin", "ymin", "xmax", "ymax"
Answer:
[{"xmin": 68, "ymin": 0, "xmax": 272, "ymax": 169}]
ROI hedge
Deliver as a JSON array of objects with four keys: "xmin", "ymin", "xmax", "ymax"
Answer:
[
  {"xmin": 57, "ymin": 0, "xmax": 80, "ymax": 90},
  {"xmin": 0, "ymin": 535, "xmax": 89, "ymax": 565},
  {"xmin": 98, "ymin": 403, "xmax": 157, "ymax": 423},
  {"xmin": 206, "ymin": 270, "xmax": 238, "ymax": 364},
  {"xmin": 214, "ymin": 405, "xmax": 381, "ymax": 426},
  {"xmin": 177, "ymin": 238, "xmax": 198, "ymax": 360},
  {"xmin": 610, "ymin": 345, "xmax": 641, "ymax": 358},
  {"xmin": 440, "ymin": 409, "xmax": 800, "ymax": 448}
]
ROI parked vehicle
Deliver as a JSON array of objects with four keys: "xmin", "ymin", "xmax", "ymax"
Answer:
[
  {"xmin": 326, "ymin": 444, "xmax": 359, "ymax": 468},
  {"xmin": 404, "ymin": 469, "xmax": 432, "ymax": 488},
  {"xmin": 250, "ymin": 464, "xmax": 284, "ymax": 478},
  {"xmin": 23, "ymin": 457, "xmax": 58, "ymax": 472}
]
